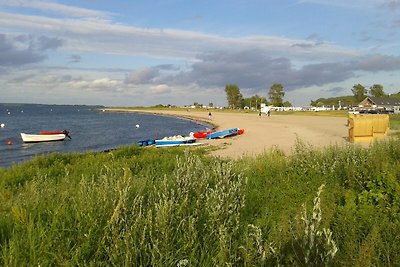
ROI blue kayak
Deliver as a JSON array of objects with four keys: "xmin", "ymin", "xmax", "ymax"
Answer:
[{"xmin": 206, "ymin": 128, "xmax": 239, "ymax": 139}]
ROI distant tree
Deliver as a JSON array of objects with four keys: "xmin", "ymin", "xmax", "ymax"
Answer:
[
  {"xmin": 310, "ymin": 100, "xmax": 322, "ymax": 107},
  {"xmin": 268, "ymin": 83, "xmax": 285, "ymax": 106},
  {"xmin": 208, "ymin": 102, "xmax": 214, "ymax": 108},
  {"xmin": 225, "ymin": 84, "xmax": 243, "ymax": 108},
  {"xmin": 310, "ymin": 96, "xmax": 356, "ymax": 107},
  {"xmin": 390, "ymin": 92, "xmax": 400, "ymax": 99},
  {"xmin": 351, "ymin": 84, "xmax": 367, "ymax": 102},
  {"xmin": 243, "ymin": 95, "xmax": 268, "ymax": 109},
  {"xmin": 193, "ymin": 102, "xmax": 203, "ymax": 108},
  {"xmin": 369, "ymin": 84, "xmax": 385, "ymax": 97},
  {"xmin": 283, "ymin": 101, "xmax": 292, "ymax": 107}
]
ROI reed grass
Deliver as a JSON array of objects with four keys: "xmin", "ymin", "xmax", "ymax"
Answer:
[{"xmin": 1, "ymin": 138, "xmax": 400, "ymax": 266}]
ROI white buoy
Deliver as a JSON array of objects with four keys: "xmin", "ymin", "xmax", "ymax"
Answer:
[
  {"xmin": 0, "ymin": 123, "xmax": 5, "ymax": 128},
  {"xmin": 135, "ymin": 124, "xmax": 140, "ymax": 128}
]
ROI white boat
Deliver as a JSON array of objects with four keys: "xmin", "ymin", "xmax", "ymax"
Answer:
[
  {"xmin": 156, "ymin": 142, "xmax": 205, "ymax": 148},
  {"xmin": 155, "ymin": 135, "xmax": 196, "ymax": 147},
  {"xmin": 20, "ymin": 131, "xmax": 70, "ymax": 143}
]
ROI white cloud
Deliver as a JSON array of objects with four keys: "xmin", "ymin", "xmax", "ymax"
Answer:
[
  {"xmin": 150, "ymin": 84, "xmax": 171, "ymax": 94},
  {"xmin": 296, "ymin": 0, "xmax": 386, "ymax": 9},
  {"xmin": 69, "ymin": 77, "xmax": 121, "ymax": 91},
  {"xmin": 0, "ymin": 0, "xmax": 111, "ymax": 19},
  {"xmin": 0, "ymin": 11, "xmax": 361, "ymax": 63}
]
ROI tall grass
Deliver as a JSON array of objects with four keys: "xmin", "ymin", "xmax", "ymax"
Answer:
[{"xmin": 1, "ymin": 137, "xmax": 400, "ymax": 265}]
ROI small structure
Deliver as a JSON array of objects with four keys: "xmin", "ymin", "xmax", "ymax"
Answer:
[
  {"xmin": 358, "ymin": 96, "xmax": 400, "ymax": 113},
  {"xmin": 348, "ymin": 114, "xmax": 390, "ymax": 143}
]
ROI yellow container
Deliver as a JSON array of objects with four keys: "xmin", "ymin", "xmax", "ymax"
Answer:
[
  {"xmin": 348, "ymin": 114, "xmax": 390, "ymax": 142},
  {"xmin": 371, "ymin": 114, "xmax": 389, "ymax": 138},
  {"xmin": 348, "ymin": 116, "xmax": 374, "ymax": 143}
]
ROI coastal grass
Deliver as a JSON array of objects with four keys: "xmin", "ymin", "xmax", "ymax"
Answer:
[{"xmin": 1, "ymin": 139, "xmax": 400, "ymax": 266}]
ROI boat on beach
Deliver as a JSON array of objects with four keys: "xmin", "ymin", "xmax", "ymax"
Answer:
[
  {"xmin": 156, "ymin": 142, "xmax": 204, "ymax": 148},
  {"xmin": 155, "ymin": 135, "xmax": 196, "ymax": 147},
  {"xmin": 137, "ymin": 139, "xmax": 155, "ymax": 146},
  {"xmin": 206, "ymin": 128, "xmax": 244, "ymax": 139},
  {"xmin": 190, "ymin": 131, "xmax": 214, "ymax": 139},
  {"xmin": 20, "ymin": 130, "xmax": 71, "ymax": 143}
]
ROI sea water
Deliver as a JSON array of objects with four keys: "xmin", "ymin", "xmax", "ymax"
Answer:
[{"xmin": 0, "ymin": 104, "xmax": 211, "ymax": 168}]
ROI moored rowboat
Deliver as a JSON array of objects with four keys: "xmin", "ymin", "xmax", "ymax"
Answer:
[{"xmin": 21, "ymin": 130, "xmax": 71, "ymax": 143}]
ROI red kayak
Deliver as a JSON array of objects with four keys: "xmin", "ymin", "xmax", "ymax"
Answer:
[
  {"xmin": 191, "ymin": 131, "xmax": 214, "ymax": 139},
  {"xmin": 192, "ymin": 129, "xmax": 244, "ymax": 139}
]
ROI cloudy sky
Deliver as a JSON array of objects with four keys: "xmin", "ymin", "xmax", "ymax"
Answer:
[{"xmin": 1, "ymin": 0, "xmax": 400, "ymax": 107}]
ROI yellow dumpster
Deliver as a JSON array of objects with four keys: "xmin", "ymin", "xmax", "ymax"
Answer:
[
  {"xmin": 348, "ymin": 114, "xmax": 390, "ymax": 142},
  {"xmin": 348, "ymin": 116, "xmax": 374, "ymax": 143},
  {"xmin": 371, "ymin": 114, "xmax": 389, "ymax": 138}
]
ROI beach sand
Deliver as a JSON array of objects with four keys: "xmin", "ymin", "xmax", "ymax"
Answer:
[{"xmin": 119, "ymin": 109, "xmax": 351, "ymax": 159}]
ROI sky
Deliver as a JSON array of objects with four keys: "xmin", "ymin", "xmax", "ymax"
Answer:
[{"xmin": 1, "ymin": 0, "xmax": 400, "ymax": 107}]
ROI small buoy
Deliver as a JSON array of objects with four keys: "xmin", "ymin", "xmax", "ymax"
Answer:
[
  {"xmin": 0, "ymin": 123, "xmax": 4, "ymax": 128},
  {"xmin": 135, "ymin": 124, "xmax": 140, "ymax": 128},
  {"xmin": 7, "ymin": 140, "xmax": 13, "ymax": 145},
  {"xmin": 7, "ymin": 112, "xmax": 10, "ymax": 115}
]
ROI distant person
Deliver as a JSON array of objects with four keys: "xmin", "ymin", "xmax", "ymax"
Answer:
[
  {"xmin": 208, "ymin": 112, "xmax": 212, "ymax": 120},
  {"xmin": 258, "ymin": 111, "xmax": 262, "ymax": 117},
  {"xmin": 267, "ymin": 110, "xmax": 271, "ymax": 117}
]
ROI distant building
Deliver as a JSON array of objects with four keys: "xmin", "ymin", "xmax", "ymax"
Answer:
[{"xmin": 358, "ymin": 96, "xmax": 400, "ymax": 113}]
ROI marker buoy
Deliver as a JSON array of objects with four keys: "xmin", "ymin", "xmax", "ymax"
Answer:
[
  {"xmin": 135, "ymin": 124, "xmax": 140, "ymax": 128},
  {"xmin": 7, "ymin": 140, "xmax": 13, "ymax": 145},
  {"xmin": 0, "ymin": 123, "xmax": 4, "ymax": 128}
]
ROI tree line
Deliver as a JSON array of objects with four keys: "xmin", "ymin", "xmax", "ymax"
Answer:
[
  {"xmin": 225, "ymin": 83, "xmax": 397, "ymax": 109},
  {"xmin": 224, "ymin": 83, "xmax": 291, "ymax": 109},
  {"xmin": 312, "ymin": 84, "xmax": 400, "ymax": 107}
]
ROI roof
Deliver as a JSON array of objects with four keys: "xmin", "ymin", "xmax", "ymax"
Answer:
[{"xmin": 362, "ymin": 96, "xmax": 400, "ymax": 106}]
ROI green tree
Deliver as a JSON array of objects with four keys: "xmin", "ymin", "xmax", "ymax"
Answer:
[
  {"xmin": 268, "ymin": 83, "xmax": 285, "ymax": 106},
  {"xmin": 351, "ymin": 84, "xmax": 367, "ymax": 102},
  {"xmin": 310, "ymin": 100, "xmax": 323, "ymax": 107},
  {"xmin": 243, "ymin": 95, "xmax": 268, "ymax": 109},
  {"xmin": 225, "ymin": 84, "xmax": 243, "ymax": 108},
  {"xmin": 370, "ymin": 84, "xmax": 385, "ymax": 97},
  {"xmin": 283, "ymin": 101, "xmax": 292, "ymax": 107}
]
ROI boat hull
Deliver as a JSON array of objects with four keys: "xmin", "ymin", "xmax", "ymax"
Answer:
[
  {"xmin": 21, "ymin": 133, "xmax": 66, "ymax": 143},
  {"xmin": 206, "ymin": 128, "xmax": 240, "ymax": 139},
  {"xmin": 137, "ymin": 139, "xmax": 155, "ymax": 146},
  {"xmin": 155, "ymin": 136, "xmax": 196, "ymax": 146},
  {"xmin": 190, "ymin": 131, "xmax": 214, "ymax": 139},
  {"xmin": 156, "ymin": 142, "xmax": 204, "ymax": 148}
]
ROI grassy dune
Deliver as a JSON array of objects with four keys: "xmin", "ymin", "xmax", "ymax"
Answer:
[{"xmin": 1, "ymin": 135, "xmax": 400, "ymax": 266}]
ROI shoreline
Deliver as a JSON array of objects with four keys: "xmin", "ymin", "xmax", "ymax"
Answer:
[
  {"xmin": 103, "ymin": 108, "xmax": 219, "ymax": 130},
  {"xmin": 104, "ymin": 108, "xmax": 352, "ymax": 159}
]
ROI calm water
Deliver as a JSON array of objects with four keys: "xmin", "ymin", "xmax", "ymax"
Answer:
[{"xmin": 0, "ymin": 104, "xmax": 211, "ymax": 168}]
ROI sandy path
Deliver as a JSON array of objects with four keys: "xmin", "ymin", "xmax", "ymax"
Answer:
[{"xmin": 116, "ymin": 109, "xmax": 350, "ymax": 159}]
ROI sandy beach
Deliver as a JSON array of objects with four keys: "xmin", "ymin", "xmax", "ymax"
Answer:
[{"xmin": 115, "ymin": 109, "xmax": 350, "ymax": 159}]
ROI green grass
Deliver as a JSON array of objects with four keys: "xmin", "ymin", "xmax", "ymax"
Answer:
[{"xmin": 1, "ymin": 138, "xmax": 400, "ymax": 266}]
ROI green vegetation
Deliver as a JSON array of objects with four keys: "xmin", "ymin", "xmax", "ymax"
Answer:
[
  {"xmin": 268, "ymin": 83, "xmax": 285, "ymax": 107},
  {"xmin": 310, "ymin": 95, "xmax": 357, "ymax": 107},
  {"xmin": 1, "ymin": 138, "xmax": 400, "ymax": 266}
]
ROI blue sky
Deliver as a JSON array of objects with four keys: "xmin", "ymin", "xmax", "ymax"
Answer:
[{"xmin": 1, "ymin": 0, "xmax": 400, "ymax": 107}]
